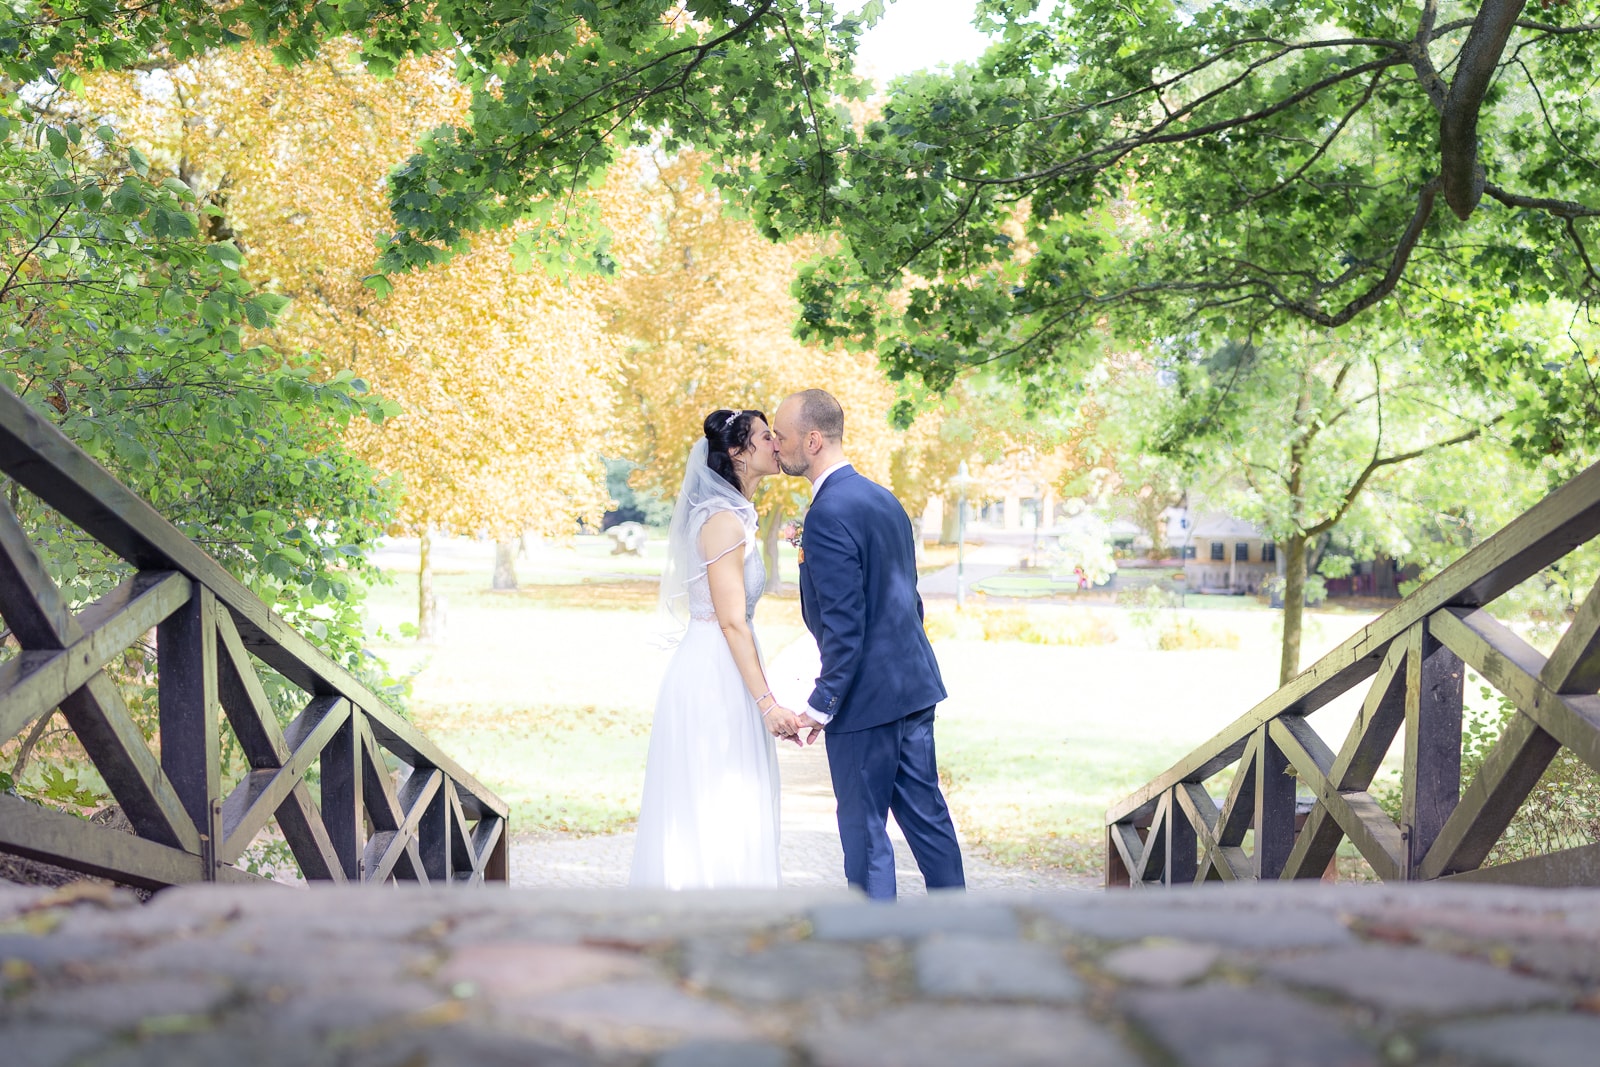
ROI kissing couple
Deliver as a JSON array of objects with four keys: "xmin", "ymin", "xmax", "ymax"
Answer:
[{"xmin": 629, "ymin": 389, "xmax": 965, "ymax": 900}]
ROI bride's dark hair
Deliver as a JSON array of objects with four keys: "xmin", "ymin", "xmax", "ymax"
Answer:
[{"xmin": 703, "ymin": 409, "xmax": 767, "ymax": 490}]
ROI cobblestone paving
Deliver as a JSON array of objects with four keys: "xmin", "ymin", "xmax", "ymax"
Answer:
[
  {"xmin": 4, "ymin": 880, "xmax": 1600, "ymax": 1065},
  {"xmin": 512, "ymin": 741, "xmax": 1095, "ymax": 894}
]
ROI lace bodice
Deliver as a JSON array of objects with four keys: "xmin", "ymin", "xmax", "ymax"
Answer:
[{"xmin": 687, "ymin": 529, "xmax": 765, "ymax": 623}]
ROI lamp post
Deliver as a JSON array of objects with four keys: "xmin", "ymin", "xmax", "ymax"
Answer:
[{"xmin": 952, "ymin": 461, "xmax": 974, "ymax": 609}]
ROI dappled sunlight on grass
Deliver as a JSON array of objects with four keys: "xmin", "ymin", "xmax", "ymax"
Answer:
[
  {"xmin": 929, "ymin": 618, "xmax": 1374, "ymax": 876},
  {"xmin": 414, "ymin": 702, "xmax": 653, "ymax": 834}
]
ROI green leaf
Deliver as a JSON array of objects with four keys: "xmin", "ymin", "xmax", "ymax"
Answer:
[{"xmin": 206, "ymin": 242, "xmax": 244, "ymax": 268}]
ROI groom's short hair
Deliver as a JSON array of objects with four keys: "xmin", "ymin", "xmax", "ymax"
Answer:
[{"xmin": 794, "ymin": 389, "xmax": 844, "ymax": 442}]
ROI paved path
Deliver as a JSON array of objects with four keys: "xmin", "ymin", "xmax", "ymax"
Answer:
[
  {"xmin": 510, "ymin": 740, "xmax": 1095, "ymax": 894},
  {"xmin": 915, "ymin": 543, "xmax": 1020, "ymax": 598},
  {"xmin": 4, "ymin": 880, "xmax": 1599, "ymax": 1066},
  {"xmin": 511, "ymin": 628, "xmax": 1095, "ymax": 895}
]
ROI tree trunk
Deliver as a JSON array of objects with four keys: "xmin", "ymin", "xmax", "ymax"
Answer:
[
  {"xmin": 492, "ymin": 539, "xmax": 518, "ymax": 590},
  {"xmin": 1280, "ymin": 532, "xmax": 1308, "ymax": 686},
  {"xmin": 760, "ymin": 504, "xmax": 783, "ymax": 595},
  {"xmin": 418, "ymin": 530, "xmax": 441, "ymax": 641},
  {"xmin": 1280, "ymin": 365, "xmax": 1314, "ymax": 686},
  {"xmin": 9, "ymin": 710, "xmax": 57, "ymax": 780},
  {"xmin": 940, "ymin": 494, "xmax": 960, "ymax": 544}
]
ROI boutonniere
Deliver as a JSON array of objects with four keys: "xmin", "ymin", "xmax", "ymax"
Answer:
[{"xmin": 782, "ymin": 520, "xmax": 805, "ymax": 564}]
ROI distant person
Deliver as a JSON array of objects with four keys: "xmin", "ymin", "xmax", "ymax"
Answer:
[
  {"xmin": 771, "ymin": 388, "xmax": 965, "ymax": 900},
  {"xmin": 629, "ymin": 409, "xmax": 806, "ymax": 888},
  {"xmin": 1075, "ymin": 564, "xmax": 1088, "ymax": 591}
]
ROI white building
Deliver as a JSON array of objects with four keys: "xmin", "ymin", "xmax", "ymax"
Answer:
[{"xmin": 1184, "ymin": 513, "xmax": 1278, "ymax": 594}]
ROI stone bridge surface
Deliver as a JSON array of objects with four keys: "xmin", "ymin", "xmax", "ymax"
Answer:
[{"xmin": 3, "ymin": 882, "xmax": 1598, "ymax": 1067}]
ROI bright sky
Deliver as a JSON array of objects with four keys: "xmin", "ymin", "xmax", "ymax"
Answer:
[{"xmin": 853, "ymin": 0, "xmax": 997, "ymax": 81}]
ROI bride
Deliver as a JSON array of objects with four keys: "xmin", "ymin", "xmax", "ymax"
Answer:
[{"xmin": 629, "ymin": 409, "xmax": 807, "ymax": 888}]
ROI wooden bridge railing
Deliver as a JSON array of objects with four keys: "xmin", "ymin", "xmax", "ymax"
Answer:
[
  {"xmin": 0, "ymin": 386, "xmax": 509, "ymax": 888},
  {"xmin": 1107, "ymin": 460, "xmax": 1600, "ymax": 889}
]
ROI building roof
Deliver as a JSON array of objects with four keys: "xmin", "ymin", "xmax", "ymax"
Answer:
[{"xmin": 1189, "ymin": 511, "xmax": 1268, "ymax": 539}]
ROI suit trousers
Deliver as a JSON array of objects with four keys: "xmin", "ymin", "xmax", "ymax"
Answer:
[{"xmin": 824, "ymin": 706, "xmax": 965, "ymax": 900}]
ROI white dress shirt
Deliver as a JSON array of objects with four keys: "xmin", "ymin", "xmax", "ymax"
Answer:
[
  {"xmin": 800, "ymin": 461, "xmax": 851, "ymax": 725},
  {"xmin": 810, "ymin": 460, "xmax": 852, "ymax": 498}
]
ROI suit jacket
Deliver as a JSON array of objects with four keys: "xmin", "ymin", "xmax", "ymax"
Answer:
[{"xmin": 798, "ymin": 465, "xmax": 947, "ymax": 733}]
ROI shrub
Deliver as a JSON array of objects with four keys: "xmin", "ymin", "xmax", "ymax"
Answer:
[
  {"xmin": 978, "ymin": 608, "xmax": 1117, "ymax": 646},
  {"xmin": 923, "ymin": 607, "xmax": 1117, "ymax": 646},
  {"xmin": 1155, "ymin": 618, "xmax": 1241, "ymax": 651},
  {"xmin": 923, "ymin": 611, "xmax": 960, "ymax": 642},
  {"xmin": 1116, "ymin": 583, "xmax": 1182, "ymax": 636},
  {"xmin": 1371, "ymin": 688, "xmax": 1600, "ymax": 867}
]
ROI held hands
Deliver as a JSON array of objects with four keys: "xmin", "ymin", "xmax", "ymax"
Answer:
[
  {"xmin": 761, "ymin": 704, "xmax": 807, "ymax": 746},
  {"xmin": 799, "ymin": 713, "xmax": 824, "ymax": 747},
  {"xmin": 757, "ymin": 695, "xmax": 822, "ymax": 747}
]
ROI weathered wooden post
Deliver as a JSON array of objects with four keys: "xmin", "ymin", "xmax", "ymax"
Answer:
[{"xmin": 158, "ymin": 586, "xmax": 221, "ymax": 879}]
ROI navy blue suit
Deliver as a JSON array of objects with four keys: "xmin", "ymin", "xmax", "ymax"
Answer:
[{"xmin": 799, "ymin": 465, "xmax": 965, "ymax": 899}]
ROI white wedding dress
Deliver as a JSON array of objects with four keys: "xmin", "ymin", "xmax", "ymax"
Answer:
[{"xmin": 629, "ymin": 510, "xmax": 782, "ymax": 888}]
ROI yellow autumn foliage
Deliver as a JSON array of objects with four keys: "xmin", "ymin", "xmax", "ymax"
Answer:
[
  {"xmin": 83, "ymin": 43, "xmax": 640, "ymax": 538},
  {"xmin": 80, "ymin": 52, "xmax": 1087, "ymax": 554},
  {"xmin": 605, "ymin": 154, "xmax": 904, "ymax": 521}
]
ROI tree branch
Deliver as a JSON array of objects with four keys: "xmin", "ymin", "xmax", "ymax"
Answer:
[
  {"xmin": 1021, "ymin": 34, "xmax": 1410, "ymax": 130},
  {"xmin": 948, "ymin": 52, "xmax": 1405, "ymax": 191},
  {"xmin": 1482, "ymin": 183, "xmax": 1600, "ymax": 219},
  {"xmin": 0, "ymin": 199, "xmax": 75, "ymax": 305},
  {"xmin": 491, "ymin": 0, "xmax": 778, "ymax": 163},
  {"xmin": 1289, "ymin": 177, "xmax": 1442, "ymax": 327},
  {"xmin": 1513, "ymin": 19, "xmax": 1600, "ymax": 34},
  {"xmin": 1408, "ymin": 0, "xmax": 1450, "ymax": 112},
  {"xmin": 1563, "ymin": 217, "xmax": 1600, "ymax": 292},
  {"xmin": 1229, "ymin": 70, "xmax": 1384, "ymax": 211},
  {"xmin": 775, "ymin": 6, "xmax": 829, "ymax": 227},
  {"xmin": 1440, "ymin": 0, "xmax": 1527, "ymax": 220},
  {"xmin": 1305, "ymin": 420, "xmax": 1497, "ymax": 537}
]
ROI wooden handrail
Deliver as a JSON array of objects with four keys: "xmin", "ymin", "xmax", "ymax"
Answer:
[
  {"xmin": 0, "ymin": 385, "xmax": 509, "ymax": 887},
  {"xmin": 1107, "ymin": 459, "xmax": 1600, "ymax": 888}
]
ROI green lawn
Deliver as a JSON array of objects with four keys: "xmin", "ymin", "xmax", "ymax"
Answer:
[
  {"xmin": 363, "ymin": 535, "xmax": 1387, "ymax": 874},
  {"xmin": 970, "ymin": 573, "xmax": 1086, "ymax": 598},
  {"xmin": 364, "ymin": 539, "xmax": 808, "ymax": 837}
]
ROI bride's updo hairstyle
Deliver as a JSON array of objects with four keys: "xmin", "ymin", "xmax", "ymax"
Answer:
[{"xmin": 703, "ymin": 408, "xmax": 767, "ymax": 491}]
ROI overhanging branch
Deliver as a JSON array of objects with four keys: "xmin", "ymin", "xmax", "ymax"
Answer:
[
  {"xmin": 1288, "ymin": 177, "xmax": 1443, "ymax": 328},
  {"xmin": 1482, "ymin": 184, "xmax": 1600, "ymax": 220},
  {"xmin": 1306, "ymin": 419, "xmax": 1499, "ymax": 537},
  {"xmin": 1440, "ymin": 0, "xmax": 1528, "ymax": 220}
]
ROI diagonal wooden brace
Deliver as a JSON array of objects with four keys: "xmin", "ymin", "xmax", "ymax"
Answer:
[
  {"xmin": 0, "ymin": 499, "xmax": 199, "ymax": 852},
  {"xmin": 0, "ymin": 571, "xmax": 191, "ymax": 747},
  {"xmin": 218, "ymin": 696, "xmax": 348, "ymax": 866}
]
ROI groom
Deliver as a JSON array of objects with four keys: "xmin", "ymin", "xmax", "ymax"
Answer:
[{"xmin": 772, "ymin": 389, "xmax": 965, "ymax": 900}]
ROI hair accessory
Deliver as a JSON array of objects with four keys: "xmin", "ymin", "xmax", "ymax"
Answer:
[{"xmin": 722, "ymin": 411, "xmax": 740, "ymax": 429}]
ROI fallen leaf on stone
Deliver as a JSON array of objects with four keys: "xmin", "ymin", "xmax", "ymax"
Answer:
[{"xmin": 23, "ymin": 882, "xmax": 123, "ymax": 912}]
